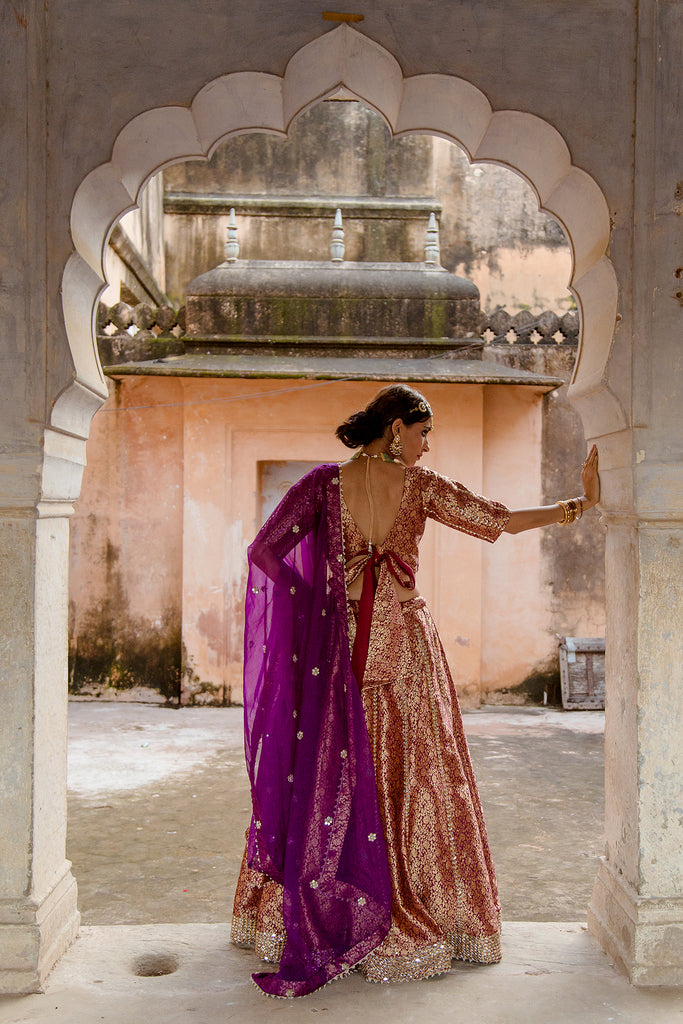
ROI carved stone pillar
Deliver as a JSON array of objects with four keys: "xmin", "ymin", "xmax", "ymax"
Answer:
[
  {"xmin": 0, "ymin": 506, "xmax": 81, "ymax": 992},
  {"xmin": 588, "ymin": 511, "xmax": 683, "ymax": 985}
]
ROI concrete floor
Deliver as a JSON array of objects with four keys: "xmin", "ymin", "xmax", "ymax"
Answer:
[
  {"xmin": 65, "ymin": 703, "xmax": 606, "ymax": 924},
  {"xmin": 1, "ymin": 922, "xmax": 682, "ymax": 1024},
  {"xmin": 1, "ymin": 704, "xmax": 681, "ymax": 1023}
]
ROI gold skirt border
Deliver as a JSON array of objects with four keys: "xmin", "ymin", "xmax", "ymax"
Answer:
[
  {"xmin": 359, "ymin": 931, "xmax": 501, "ymax": 984},
  {"xmin": 231, "ymin": 914, "xmax": 286, "ymax": 964},
  {"xmin": 232, "ymin": 913, "xmax": 501, "ymax": 981},
  {"xmin": 447, "ymin": 929, "xmax": 502, "ymax": 964},
  {"xmin": 359, "ymin": 940, "xmax": 452, "ymax": 984}
]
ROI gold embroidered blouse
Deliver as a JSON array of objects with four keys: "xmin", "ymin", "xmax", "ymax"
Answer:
[{"xmin": 341, "ymin": 466, "xmax": 510, "ymax": 686}]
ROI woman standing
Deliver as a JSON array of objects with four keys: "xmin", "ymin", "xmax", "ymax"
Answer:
[{"xmin": 231, "ymin": 384, "xmax": 600, "ymax": 998}]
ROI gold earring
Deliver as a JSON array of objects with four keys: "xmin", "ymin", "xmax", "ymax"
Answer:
[{"xmin": 388, "ymin": 432, "xmax": 403, "ymax": 457}]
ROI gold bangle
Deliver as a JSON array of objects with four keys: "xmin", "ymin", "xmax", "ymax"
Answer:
[
  {"xmin": 568, "ymin": 501, "xmax": 578, "ymax": 523},
  {"xmin": 556, "ymin": 499, "xmax": 578, "ymax": 524},
  {"xmin": 576, "ymin": 496, "xmax": 584, "ymax": 520}
]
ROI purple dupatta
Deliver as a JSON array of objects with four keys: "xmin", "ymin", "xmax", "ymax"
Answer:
[{"xmin": 243, "ymin": 463, "xmax": 392, "ymax": 997}]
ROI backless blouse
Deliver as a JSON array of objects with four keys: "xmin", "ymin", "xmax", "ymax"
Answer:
[{"xmin": 340, "ymin": 466, "xmax": 510, "ymax": 687}]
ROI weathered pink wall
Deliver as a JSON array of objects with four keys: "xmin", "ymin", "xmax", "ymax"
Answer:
[
  {"xmin": 162, "ymin": 103, "xmax": 572, "ymax": 316},
  {"xmin": 71, "ymin": 375, "xmax": 603, "ymax": 706},
  {"xmin": 481, "ymin": 386, "xmax": 550, "ymax": 696},
  {"xmin": 69, "ymin": 378, "xmax": 184, "ymax": 701}
]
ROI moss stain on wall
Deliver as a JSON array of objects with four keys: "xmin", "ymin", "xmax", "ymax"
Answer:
[{"xmin": 69, "ymin": 540, "xmax": 181, "ymax": 703}]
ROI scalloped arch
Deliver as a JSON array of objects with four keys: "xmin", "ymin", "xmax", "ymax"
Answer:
[{"xmin": 63, "ymin": 23, "xmax": 624, "ymax": 443}]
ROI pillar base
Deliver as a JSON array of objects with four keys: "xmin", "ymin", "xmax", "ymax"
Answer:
[
  {"xmin": 0, "ymin": 866, "xmax": 80, "ymax": 994},
  {"xmin": 588, "ymin": 859, "xmax": 683, "ymax": 987}
]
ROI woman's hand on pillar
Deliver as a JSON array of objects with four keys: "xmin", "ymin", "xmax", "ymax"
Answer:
[{"xmin": 580, "ymin": 444, "xmax": 600, "ymax": 510}]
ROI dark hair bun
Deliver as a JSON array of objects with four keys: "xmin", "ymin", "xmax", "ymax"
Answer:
[
  {"xmin": 335, "ymin": 408, "xmax": 381, "ymax": 448},
  {"xmin": 335, "ymin": 385, "xmax": 432, "ymax": 449}
]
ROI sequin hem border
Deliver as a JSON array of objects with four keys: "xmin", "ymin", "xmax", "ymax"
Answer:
[
  {"xmin": 358, "ymin": 930, "xmax": 501, "ymax": 983},
  {"xmin": 231, "ymin": 914, "xmax": 286, "ymax": 964},
  {"xmin": 447, "ymin": 930, "xmax": 502, "ymax": 964},
  {"xmin": 232, "ymin": 913, "xmax": 502, "ymax": 977},
  {"xmin": 359, "ymin": 940, "xmax": 452, "ymax": 983}
]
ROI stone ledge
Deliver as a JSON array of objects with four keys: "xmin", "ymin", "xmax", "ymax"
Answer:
[
  {"xmin": 104, "ymin": 353, "xmax": 563, "ymax": 388},
  {"xmin": 164, "ymin": 193, "xmax": 443, "ymax": 220}
]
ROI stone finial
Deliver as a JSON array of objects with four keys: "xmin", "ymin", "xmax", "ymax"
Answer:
[
  {"xmin": 224, "ymin": 208, "xmax": 239, "ymax": 262},
  {"xmin": 424, "ymin": 211, "xmax": 440, "ymax": 265},
  {"xmin": 330, "ymin": 208, "xmax": 345, "ymax": 262}
]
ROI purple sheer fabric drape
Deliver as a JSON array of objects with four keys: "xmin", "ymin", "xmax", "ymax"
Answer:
[{"xmin": 243, "ymin": 464, "xmax": 391, "ymax": 997}]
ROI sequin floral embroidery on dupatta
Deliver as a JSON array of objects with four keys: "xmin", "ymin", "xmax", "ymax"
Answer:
[{"xmin": 242, "ymin": 464, "xmax": 391, "ymax": 997}]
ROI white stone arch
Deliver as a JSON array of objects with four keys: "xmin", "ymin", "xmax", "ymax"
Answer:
[
  {"xmin": 62, "ymin": 23, "xmax": 623, "ymax": 451},
  {"xmin": 6, "ymin": 20, "xmax": 671, "ymax": 996}
]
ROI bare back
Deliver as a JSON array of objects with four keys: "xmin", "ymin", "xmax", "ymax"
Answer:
[{"xmin": 339, "ymin": 457, "xmax": 406, "ymax": 546}]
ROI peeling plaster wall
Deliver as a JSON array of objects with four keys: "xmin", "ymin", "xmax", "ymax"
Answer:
[
  {"xmin": 483, "ymin": 344, "xmax": 606, "ymax": 702},
  {"xmin": 102, "ymin": 176, "xmax": 167, "ymax": 306},
  {"xmin": 490, "ymin": 344, "xmax": 606, "ymax": 626},
  {"xmin": 69, "ymin": 379, "xmax": 184, "ymax": 702},
  {"xmin": 69, "ymin": 376, "xmax": 575, "ymax": 707},
  {"xmin": 162, "ymin": 101, "xmax": 572, "ymax": 312}
]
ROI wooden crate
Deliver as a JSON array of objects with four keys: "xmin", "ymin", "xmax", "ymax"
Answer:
[{"xmin": 558, "ymin": 636, "xmax": 605, "ymax": 710}]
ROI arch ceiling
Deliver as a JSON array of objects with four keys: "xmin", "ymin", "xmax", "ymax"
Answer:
[{"xmin": 60, "ymin": 24, "xmax": 623, "ymax": 442}]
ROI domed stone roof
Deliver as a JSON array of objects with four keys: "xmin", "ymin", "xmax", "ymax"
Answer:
[{"xmin": 185, "ymin": 259, "xmax": 481, "ymax": 342}]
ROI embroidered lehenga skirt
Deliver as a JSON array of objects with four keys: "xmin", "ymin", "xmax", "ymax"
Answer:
[{"xmin": 231, "ymin": 594, "xmax": 501, "ymax": 983}]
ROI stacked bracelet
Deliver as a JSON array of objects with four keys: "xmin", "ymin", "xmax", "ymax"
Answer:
[{"xmin": 556, "ymin": 497, "xmax": 584, "ymax": 524}]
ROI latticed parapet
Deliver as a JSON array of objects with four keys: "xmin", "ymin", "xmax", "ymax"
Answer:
[
  {"xmin": 97, "ymin": 301, "xmax": 186, "ymax": 364},
  {"xmin": 480, "ymin": 308, "xmax": 579, "ymax": 346},
  {"xmin": 97, "ymin": 300, "xmax": 185, "ymax": 334},
  {"xmin": 96, "ymin": 299, "xmax": 579, "ymax": 368}
]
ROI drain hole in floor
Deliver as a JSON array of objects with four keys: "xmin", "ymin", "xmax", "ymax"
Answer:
[{"xmin": 132, "ymin": 953, "xmax": 180, "ymax": 977}]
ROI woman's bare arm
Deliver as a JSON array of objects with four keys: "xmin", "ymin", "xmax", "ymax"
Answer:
[{"xmin": 504, "ymin": 444, "xmax": 600, "ymax": 536}]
